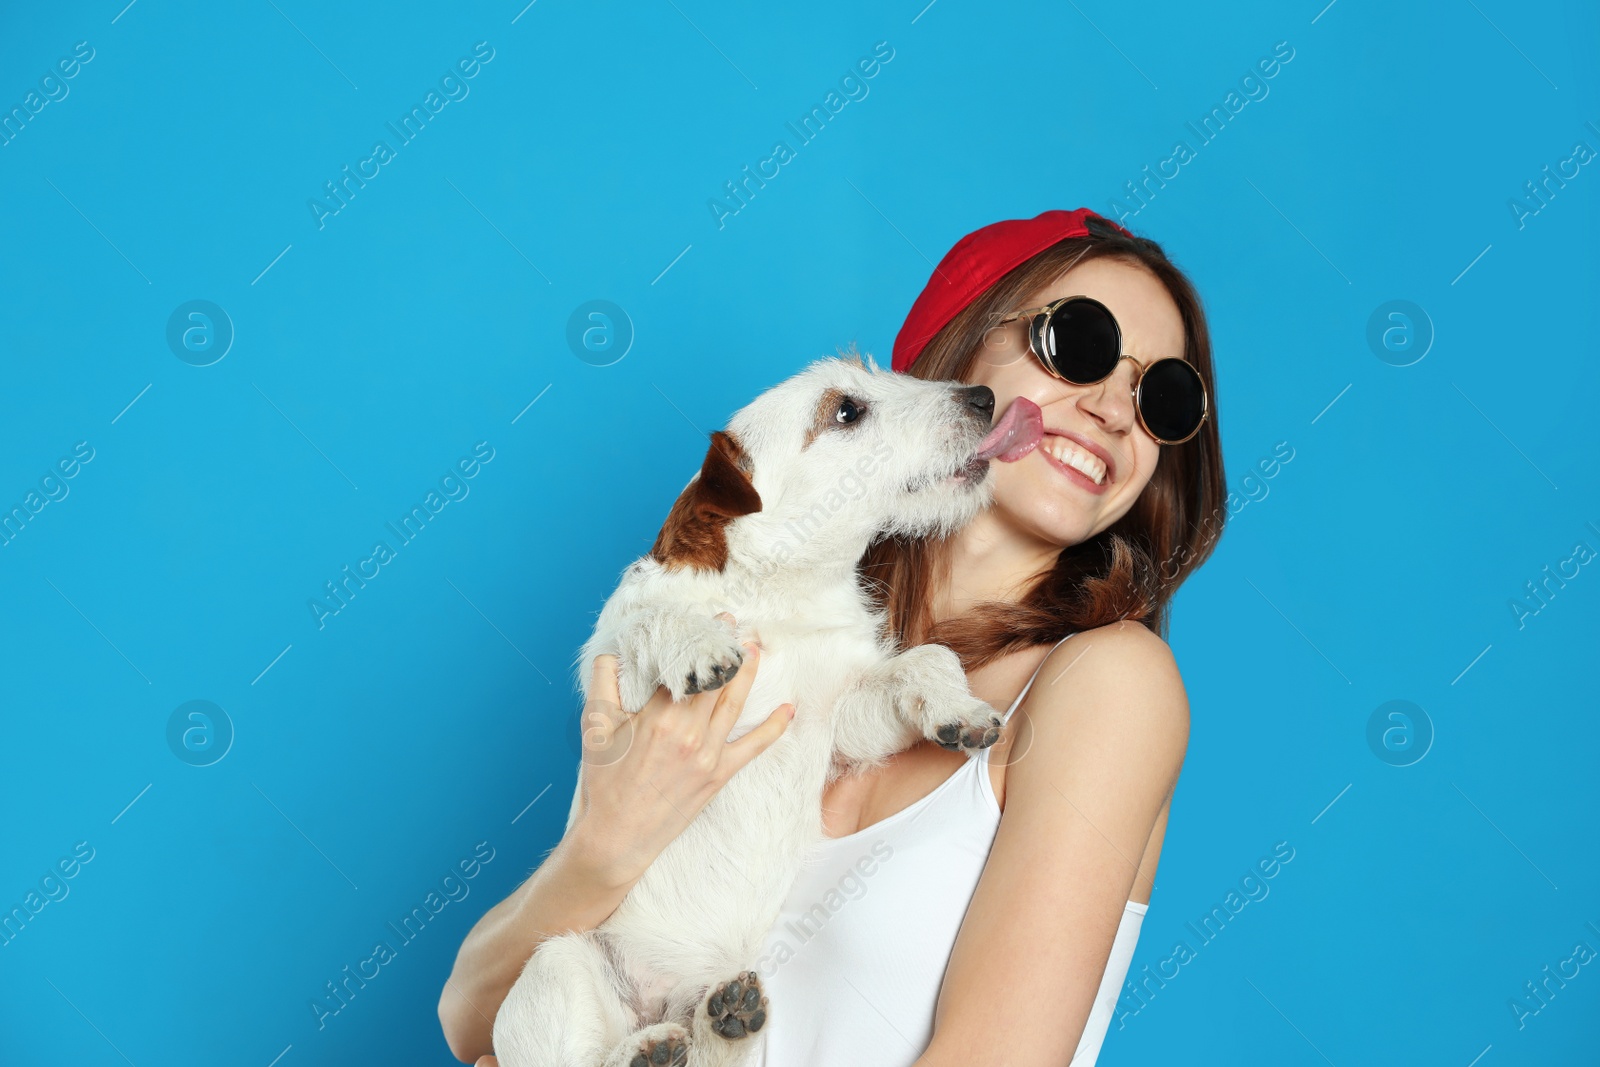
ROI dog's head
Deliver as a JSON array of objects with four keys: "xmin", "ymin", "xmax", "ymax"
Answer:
[{"xmin": 651, "ymin": 356, "xmax": 997, "ymax": 572}]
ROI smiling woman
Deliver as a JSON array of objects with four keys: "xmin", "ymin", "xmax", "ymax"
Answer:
[
  {"xmin": 747, "ymin": 210, "xmax": 1227, "ymax": 1066},
  {"xmin": 440, "ymin": 209, "xmax": 1226, "ymax": 1067},
  {"xmin": 866, "ymin": 210, "xmax": 1224, "ymax": 663}
]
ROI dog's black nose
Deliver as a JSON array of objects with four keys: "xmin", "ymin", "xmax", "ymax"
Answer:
[{"xmin": 956, "ymin": 384, "xmax": 995, "ymax": 423}]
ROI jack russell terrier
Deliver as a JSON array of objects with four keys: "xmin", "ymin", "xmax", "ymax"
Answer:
[{"xmin": 494, "ymin": 355, "xmax": 1037, "ymax": 1067}]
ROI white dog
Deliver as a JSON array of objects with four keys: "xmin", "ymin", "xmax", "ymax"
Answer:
[{"xmin": 494, "ymin": 356, "xmax": 1016, "ymax": 1067}]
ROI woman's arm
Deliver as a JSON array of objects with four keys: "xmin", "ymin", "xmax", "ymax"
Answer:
[
  {"xmin": 438, "ymin": 645, "xmax": 794, "ymax": 1063},
  {"xmin": 437, "ymin": 831, "xmax": 634, "ymax": 1063},
  {"xmin": 920, "ymin": 622, "xmax": 1190, "ymax": 1066}
]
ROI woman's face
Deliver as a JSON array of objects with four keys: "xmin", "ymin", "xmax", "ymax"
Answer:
[{"xmin": 965, "ymin": 256, "xmax": 1187, "ymax": 551}]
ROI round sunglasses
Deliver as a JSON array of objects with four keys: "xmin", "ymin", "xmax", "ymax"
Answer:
[{"xmin": 996, "ymin": 295, "xmax": 1209, "ymax": 445}]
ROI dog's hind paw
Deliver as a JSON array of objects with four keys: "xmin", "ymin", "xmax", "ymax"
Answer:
[
  {"xmin": 611, "ymin": 1022, "xmax": 690, "ymax": 1067},
  {"xmin": 705, "ymin": 970, "xmax": 768, "ymax": 1040}
]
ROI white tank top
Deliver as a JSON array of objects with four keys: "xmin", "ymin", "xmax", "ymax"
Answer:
[{"xmin": 750, "ymin": 635, "xmax": 1146, "ymax": 1066}]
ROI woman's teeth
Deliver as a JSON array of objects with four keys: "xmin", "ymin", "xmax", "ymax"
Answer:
[{"xmin": 1041, "ymin": 436, "xmax": 1107, "ymax": 485}]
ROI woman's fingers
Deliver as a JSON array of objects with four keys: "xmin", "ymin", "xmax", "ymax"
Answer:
[
  {"xmin": 580, "ymin": 655, "xmax": 631, "ymax": 759},
  {"xmin": 589, "ymin": 654, "xmax": 621, "ymax": 705},
  {"xmin": 725, "ymin": 701, "xmax": 795, "ymax": 767},
  {"xmin": 475, "ymin": 1056, "xmax": 499, "ymax": 1067},
  {"xmin": 704, "ymin": 641, "xmax": 762, "ymax": 742}
]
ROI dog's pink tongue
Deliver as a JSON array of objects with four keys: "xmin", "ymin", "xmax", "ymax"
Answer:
[{"xmin": 975, "ymin": 397, "xmax": 1043, "ymax": 462}]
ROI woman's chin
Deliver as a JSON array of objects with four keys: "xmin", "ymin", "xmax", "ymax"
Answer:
[
  {"xmin": 982, "ymin": 503, "xmax": 1096, "ymax": 555},
  {"xmin": 989, "ymin": 474, "xmax": 1105, "ymax": 547}
]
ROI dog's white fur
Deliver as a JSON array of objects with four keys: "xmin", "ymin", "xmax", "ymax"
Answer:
[{"xmin": 494, "ymin": 357, "xmax": 1002, "ymax": 1067}]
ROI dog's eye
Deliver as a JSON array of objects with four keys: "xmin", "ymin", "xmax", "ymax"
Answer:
[{"xmin": 835, "ymin": 398, "xmax": 862, "ymax": 425}]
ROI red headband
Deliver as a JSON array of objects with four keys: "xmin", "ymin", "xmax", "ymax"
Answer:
[{"xmin": 890, "ymin": 207, "xmax": 1133, "ymax": 373}]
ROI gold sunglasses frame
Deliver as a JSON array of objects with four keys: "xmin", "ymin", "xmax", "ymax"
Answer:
[{"xmin": 997, "ymin": 295, "xmax": 1209, "ymax": 446}]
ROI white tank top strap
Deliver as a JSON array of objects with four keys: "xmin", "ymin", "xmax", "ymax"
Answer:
[
  {"xmin": 976, "ymin": 632, "xmax": 1078, "ymax": 816},
  {"xmin": 1000, "ymin": 632, "xmax": 1077, "ymax": 724}
]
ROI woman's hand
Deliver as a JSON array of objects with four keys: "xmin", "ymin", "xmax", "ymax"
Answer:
[
  {"xmin": 566, "ymin": 636, "xmax": 795, "ymax": 890},
  {"xmin": 439, "ymin": 627, "xmax": 793, "ymax": 1063}
]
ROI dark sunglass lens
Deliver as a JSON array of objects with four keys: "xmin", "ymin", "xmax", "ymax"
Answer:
[
  {"xmin": 1043, "ymin": 300, "xmax": 1120, "ymax": 382},
  {"xmin": 1138, "ymin": 359, "xmax": 1206, "ymax": 442}
]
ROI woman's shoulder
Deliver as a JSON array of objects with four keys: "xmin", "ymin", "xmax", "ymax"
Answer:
[
  {"xmin": 989, "ymin": 620, "xmax": 1188, "ymax": 816},
  {"xmin": 1050, "ymin": 618, "xmax": 1178, "ymax": 667},
  {"xmin": 1025, "ymin": 620, "xmax": 1190, "ymax": 744}
]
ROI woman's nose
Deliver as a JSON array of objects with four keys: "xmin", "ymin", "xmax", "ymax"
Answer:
[{"xmin": 1078, "ymin": 358, "xmax": 1138, "ymax": 433}]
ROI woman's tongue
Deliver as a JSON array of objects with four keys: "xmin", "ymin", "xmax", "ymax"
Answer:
[{"xmin": 975, "ymin": 397, "xmax": 1043, "ymax": 462}]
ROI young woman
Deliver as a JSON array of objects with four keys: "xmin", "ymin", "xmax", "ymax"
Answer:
[{"xmin": 440, "ymin": 207, "xmax": 1225, "ymax": 1066}]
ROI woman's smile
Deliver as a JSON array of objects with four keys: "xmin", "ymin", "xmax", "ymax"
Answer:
[{"xmin": 1036, "ymin": 429, "xmax": 1114, "ymax": 491}]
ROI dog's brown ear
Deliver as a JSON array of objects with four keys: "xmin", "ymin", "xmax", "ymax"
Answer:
[{"xmin": 650, "ymin": 430, "xmax": 761, "ymax": 571}]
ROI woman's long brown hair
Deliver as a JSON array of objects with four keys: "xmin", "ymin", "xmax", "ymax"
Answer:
[{"xmin": 859, "ymin": 220, "xmax": 1226, "ymax": 670}]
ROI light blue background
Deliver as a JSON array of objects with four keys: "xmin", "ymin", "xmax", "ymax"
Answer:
[{"xmin": 1, "ymin": 1, "xmax": 1596, "ymax": 1064}]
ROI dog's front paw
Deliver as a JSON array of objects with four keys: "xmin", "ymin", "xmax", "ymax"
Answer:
[
  {"xmin": 678, "ymin": 637, "xmax": 745, "ymax": 698},
  {"xmin": 664, "ymin": 616, "xmax": 745, "ymax": 701},
  {"xmin": 889, "ymin": 644, "xmax": 1003, "ymax": 752},
  {"xmin": 931, "ymin": 698, "xmax": 1004, "ymax": 752},
  {"xmin": 617, "ymin": 611, "xmax": 745, "ymax": 709}
]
